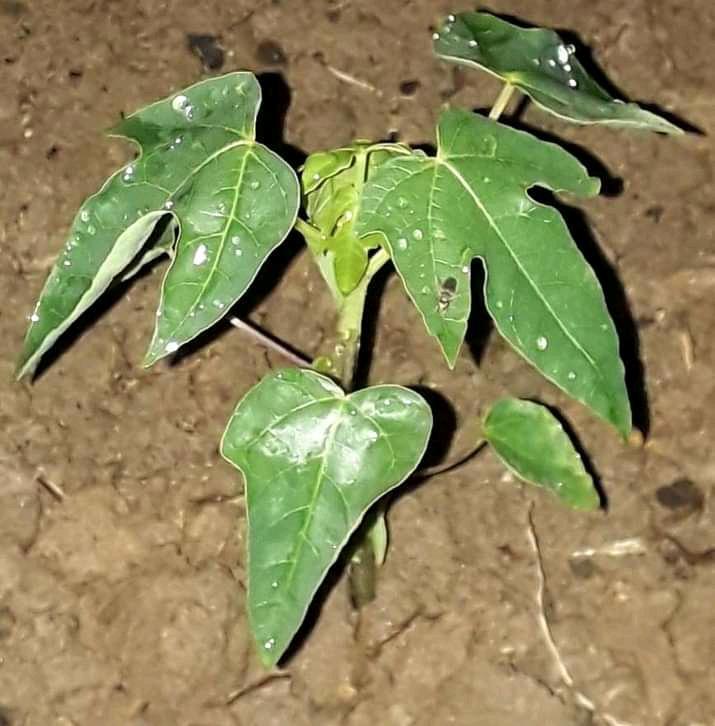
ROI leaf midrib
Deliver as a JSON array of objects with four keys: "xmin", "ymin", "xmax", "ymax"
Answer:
[{"xmin": 440, "ymin": 156, "xmax": 600, "ymax": 375}]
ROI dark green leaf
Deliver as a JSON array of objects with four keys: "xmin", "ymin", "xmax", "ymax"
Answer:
[
  {"xmin": 221, "ymin": 368, "xmax": 432, "ymax": 666},
  {"xmin": 434, "ymin": 12, "xmax": 681, "ymax": 134},
  {"xmin": 484, "ymin": 398, "xmax": 600, "ymax": 510},
  {"xmin": 18, "ymin": 72, "xmax": 299, "ymax": 377},
  {"xmin": 356, "ymin": 109, "xmax": 631, "ymax": 436}
]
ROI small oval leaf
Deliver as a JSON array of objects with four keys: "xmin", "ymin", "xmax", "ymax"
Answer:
[
  {"xmin": 220, "ymin": 368, "xmax": 432, "ymax": 666},
  {"xmin": 484, "ymin": 398, "xmax": 600, "ymax": 510},
  {"xmin": 356, "ymin": 109, "xmax": 631, "ymax": 436},
  {"xmin": 434, "ymin": 12, "xmax": 681, "ymax": 134}
]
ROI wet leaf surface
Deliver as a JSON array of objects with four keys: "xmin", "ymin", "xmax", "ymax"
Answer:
[{"xmin": 221, "ymin": 368, "xmax": 432, "ymax": 666}]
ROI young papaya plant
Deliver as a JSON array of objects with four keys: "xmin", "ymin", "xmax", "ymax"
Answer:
[{"xmin": 17, "ymin": 11, "xmax": 680, "ymax": 667}]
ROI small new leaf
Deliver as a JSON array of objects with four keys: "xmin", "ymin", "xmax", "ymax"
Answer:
[
  {"xmin": 356, "ymin": 109, "xmax": 631, "ymax": 436},
  {"xmin": 484, "ymin": 398, "xmax": 600, "ymax": 510},
  {"xmin": 220, "ymin": 368, "xmax": 432, "ymax": 666},
  {"xmin": 301, "ymin": 143, "xmax": 410, "ymax": 295},
  {"xmin": 18, "ymin": 72, "xmax": 299, "ymax": 378},
  {"xmin": 434, "ymin": 12, "xmax": 681, "ymax": 134}
]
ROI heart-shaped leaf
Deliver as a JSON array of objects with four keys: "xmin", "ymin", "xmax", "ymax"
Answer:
[
  {"xmin": 356, "ymin": 109, "xmax": 631, "ymax": 436},
  {"xmin": 434, "ymin": 11, "xmax": 681, "ymax": 134},
  {"xmin": 484, "ymin": 398, "xmax": 600, "ymax": 510},
  {"xmin": 220, "ymin": 368, "xmax": 432, "ymax": 666},
  {"xmin": 17, "ymin": 72, "xmax": 299, "ymax": 378}
]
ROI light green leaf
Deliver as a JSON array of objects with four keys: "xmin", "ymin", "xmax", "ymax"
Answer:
[
  {"xmin": 356, "ymin": 109, "xmax": 631, "ymax": 436},
  {"xmin": 484, "ymin": 398, "xmax": 600, "ymax": 510},
  {"xmin": 301, "ymin": 143, "xmax": 410, "ymax": 295},
  {"xmin": 18, "ymin": 210, "xmax": 166, "ymax": 378},
  {"xmin": 18, "ymin": 72, "xmax": 299, "ymax": 377},
  {"xmin": 434, "ymin": 12, "xmax": 681, "ymax": 134},
  {"xmin": 220, "ymin": 368, "xmax": 432, "ymax": 666},
  {"xmin": 120, "ymin": 217, "xmax": 177, "ymax": 282}
]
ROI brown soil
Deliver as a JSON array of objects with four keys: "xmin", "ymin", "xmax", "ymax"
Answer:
[{"xmin": 1, "ymin": 1, "xmax": 713, "ymax": 724}]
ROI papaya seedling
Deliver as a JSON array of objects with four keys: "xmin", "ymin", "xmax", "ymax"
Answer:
[{"xmin": 17, "ymin": 11, "xmax": 680, "ymax": 666}]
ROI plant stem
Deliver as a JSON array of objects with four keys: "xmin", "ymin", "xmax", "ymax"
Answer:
[
  {"xmin": 321, "ymin": 247, "xmax": 389, "ymax": 608},
  {"xmin": 489, "ymin": 83, "xmax": 516, "ymax": 121}
]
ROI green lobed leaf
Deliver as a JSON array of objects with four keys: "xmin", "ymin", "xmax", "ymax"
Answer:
[
  {"xmin": 484, "ymin": 398, "xmax": 600, "ymax": 510},
  {"xmin": 18, "ymin": 72, "xmax": 299, "ymax": 377},
  {"xmin": 301, "ymin": 143, "xmax": 410, "ymax": 295},
  {"xmin": 220, "ymin": 368, "xmax": 432, "ymax": 666},
  {"xmin": 434, "ymin": 12, "xmax": 681, "ymax": 134},
  {"xmin": 356, "ymin": 109, "xmax": 631, "ymax": 436}
]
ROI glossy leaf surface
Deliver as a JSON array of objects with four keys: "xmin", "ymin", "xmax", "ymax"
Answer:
[
  {"xmin": 357, "ymin": 109, "xmax": 630, "ymax": 435},
  {"xmin": 221, "ymin": 368, "xmax": 432, "ymax": 666},
  {"xmin": 434, "ymin": 11, "xmax": 681, "ymax": 134},
  {"xmin": 18, "ymin": 72, "xmax": 299, "ymax": 377},
  {"xmin": 484, "ymin": 398, "xmax": 600, "ymax": 510}
]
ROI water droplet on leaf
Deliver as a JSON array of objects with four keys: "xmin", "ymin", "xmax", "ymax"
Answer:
[{"xmin": 536, "ymin": 336, "xmax": 548, "ymax": 351}]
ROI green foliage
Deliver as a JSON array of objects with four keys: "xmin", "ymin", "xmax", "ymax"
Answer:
[
  {"xmin": 300, "ymin": 142, "xmax": 410, "ymax": 295},
  {"xmin": 16, "ymin": 11, "xmax": 681, "ymax": 667},
  {"xmin": 434, "ymin": 11, "xmax": 681, "ymax": 134},
  {"xmin": 356, "ymin": 109, "xmax": 630, "ymax": 436},
  {"xmin": 17, "ymin": 72, "xmax": 299, "ymax": 377},
  {"xmin": 221, "ymin": 368, "xmax": 432, "ymax": 666},
  {"xmin": 484, "ymin": 398, "xmax": 600, "ymax": 510}
]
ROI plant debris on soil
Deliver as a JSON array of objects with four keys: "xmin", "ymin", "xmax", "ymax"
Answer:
[{"xmin": 1, "ymin": 1, "xmax": 713, "ymax": 724}]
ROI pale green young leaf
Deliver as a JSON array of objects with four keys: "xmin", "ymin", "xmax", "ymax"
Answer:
[
  {"xmin": 356, "ymin": 109, "xmax": 631, "ymax": 436},
  {"xmin": 18, "ymin": 72, "xmax": 299, "ymax": 377},
  {"xmin": 434, "ymin": 12, "xmax": 681, "ymax": 134},
  {"xmin": 220, "ymin": 368, "xmax": 432, "ymax": 666},
  {"xmin": 300, "ymin": 143, "xmax": 410, "ymax": 295},
  {"xmin": 484, "ymin": 398, "xmax": 600, "ymax": 510},
  {"xmin": 120, "ymin": 217, "xmax": 177, "ymax": 282}
]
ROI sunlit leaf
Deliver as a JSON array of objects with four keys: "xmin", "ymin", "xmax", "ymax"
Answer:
[
  {"xmin": 18, "ymin": 72, "xmax": 299, "ymax": 377},
  {"xmin": 356, "ymin": 109, "xmax": 631, "ymax": 436},
  {"xmin": 484, "ymin": 398, "xmax": 600, "ymax": 510},
  {"xmin": 220, "ymin": 368, "xmax": 432, "ymax": 666},
  {"xmin": 434, "ymin": 11, "xmax": 681, "ymax": 134}
]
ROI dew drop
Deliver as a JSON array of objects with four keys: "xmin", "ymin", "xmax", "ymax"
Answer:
[
  {"xmin": 87, "ymin": 224, "xmax": 96, "ymax": 235},
  {"xmin": 312, "ymin": 172, "xmax": 320, "ymax": 181},
  {"xmin": 164, "ymin": 200, "xmax": 175, "ymax": 210},
  {"xmin": 63, "ymin": 260, "xmax": 71, "ymax": 267},
  {"xmin": 548, "ymin": 59, "xmax": 556, "ymax": 67},
  {"xmin": 434, "ymin": 228, "xmax": 446, "ymax": 240},
  {"xmin": 343, "ymin": 209, "xmax": 353, "ymax": 222},
  {"xmin": 249, "ymin": 180, "xmax": 261, "ymax": 190},
  {"xmin": 214, "ymin": 300, "xmax": 225, "ymax": 309},
  {"xmin": 421, "ymin": 285, "xmax": 430, "ymax": 294},
  {"xmin": 172, "ymin": 94, "xmax": 188, "ymax": 112},
  {"xmin": 412, "ymin": 228, "xmax": 423, "ymax": 240},
  {"xmin": 447, "ymin": 13, "xmax": 455, "ymax": 22},
  {"xmin": 565, "ymin": 44, "xmax": 575, "ymax": 54},
  {"xmin": 165, "ymin": 341, "xmax": 179, "ymax": 353},
  {"xmin": 397, "ymin": 197, "xmax": 408, "ymax": 209},
  {"xmin": 563, "ymin": 63, "xmax": 572, "ymax": 72},
  {"xmin": 495, "ymin": 300, "xmax": 504, "ymax": 309},
  {"xmin": 235, "ymin": 248, "xmax": 243, "ymax": 256},
  {"xmin": 556, "ymin": 44, "xmax": 569, "ymax": 65},
  {"xmin": 568, "ymin": 79, "xmax": 578, "ymax": 88},
  {"xmin": 432, "ymin": 32, "xmax": 440, "ymax": 41},
  {"xmin": 397, "ymin": 237, "xmax": 408, "ymax": 250},
  {"xmin": 193, "ymin": 243, "xmax": 208, "ymax": 266},
  {"xmin": 461, "ymin": 265, "xmax": 469, "ymax": 273},
  {"xmin": 263, "ymin": 638, "xmax": 275, "ymax": 651},
  {"xmin": 231, "ymin": 235, "xmax": 241, "ymax": 245},
  {"xmin": 122, "ymin": 165, "xmax": 135, "ymax": 182},
  {"xmin": 80, "ymin": 210, "xmax": 90, "ymax": 222},
  {"xmin": 271, "ymin": 581, "xmax": 278, "ymax": 589},
  {"xmin": 29, "ymin": 313, "xmax": 40, "ymax": 322},
  {"xmin": 468, "ymin": 39, "xmax": 478, "ymax": 48},
  {"xmin": 567, "ymin": 371, "xmax": 577, "ymax": 380},
  {"xmin": 536, "ymin": 336, "xmax": 548, "ymax": 351}
]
